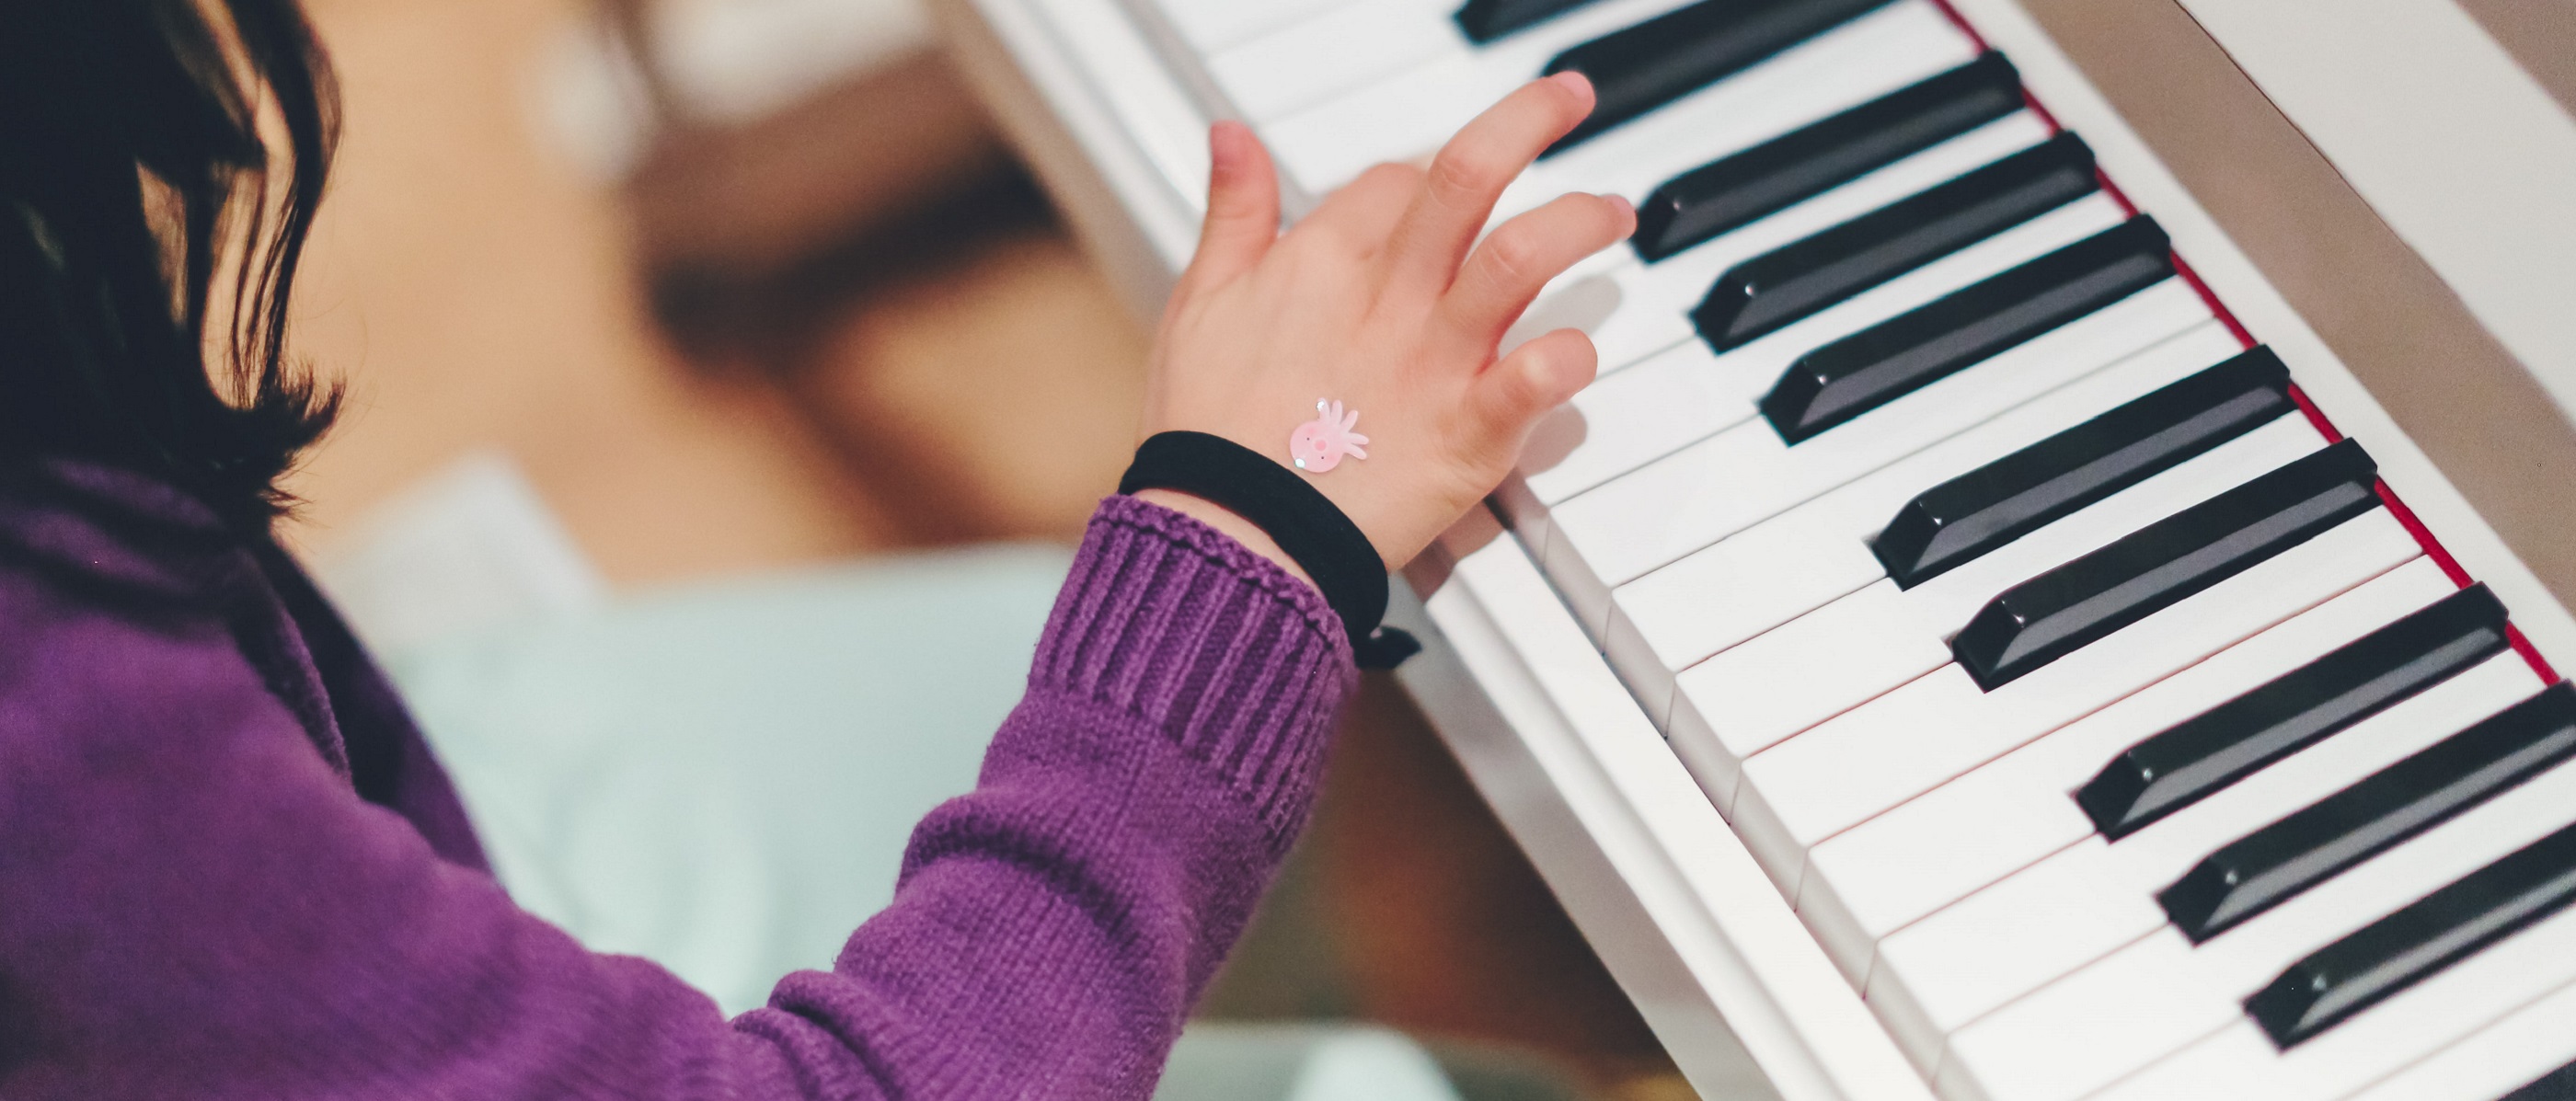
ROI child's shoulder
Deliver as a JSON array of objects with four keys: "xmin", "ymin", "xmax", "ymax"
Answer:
[
  {"xmin": 0, "ymin": 455, "xmax": 248, "ymax": 607},
  {"xmin": 0, "ymin": 456, "xmax": 259, "ymax": 682},
  {"xmin": 0, "ymin": 457, "xmax": 315, "ymax": 768}
]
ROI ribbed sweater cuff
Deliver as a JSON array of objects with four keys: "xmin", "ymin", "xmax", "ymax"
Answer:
[{"xmin": 1030, "ymin": 495, "xmax": 1357, "ymax": 835}]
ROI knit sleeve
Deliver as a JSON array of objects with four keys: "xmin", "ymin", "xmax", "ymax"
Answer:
[
  {"xmin": 0, "ymin": 495, "xmax": 1354, "ymax": 1101},
  {"xmin": 763, "ymin": 495, "xmax": 1358, "ymax": 1095},
  {"xmin": 1025, "ymin": 493, "xmax": 1357, "ymax": 838}
]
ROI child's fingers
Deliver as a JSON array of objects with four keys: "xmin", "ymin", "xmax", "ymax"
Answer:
[
  {"xmin": 1297, "ymin": 162, "xmax": 1422, "ymax": 258},
  {"xmin": 1468, "ymin": 327, "xmax": 1597, "ymax": 448},
  {"xmin": 1434, "ymin": 191, "xmax": 1634, "ymax": 355},
  {"xmin": 1183, "ymin": 121, "xmax": 1282, "ymax": 291},
  {"xmin": 1379, "ymin": 74, "xmax": 1594, "ymax": 301}
]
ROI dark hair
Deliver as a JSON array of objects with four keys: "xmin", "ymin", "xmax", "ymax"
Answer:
[{"xmin": 0, "ymin": 0, "xmax": 339, "ymax": 527}]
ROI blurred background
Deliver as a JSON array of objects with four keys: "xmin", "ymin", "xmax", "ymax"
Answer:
[{"xmin": 272, "ymin": 0, "xmax": 1704, "ymax": 1097}]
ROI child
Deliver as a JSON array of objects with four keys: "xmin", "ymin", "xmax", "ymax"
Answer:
[{"xmin": 0, "ymin": 1, "xmax": 1635, "ymax": 1097}]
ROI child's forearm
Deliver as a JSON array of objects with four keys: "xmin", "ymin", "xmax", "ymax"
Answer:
[
  {"xmin": 796, "ymin": 494, "xmax": 1355, "ymax": 1095},
  {"xmin": 0, "ymin": 493, "xmax": 1347, "ymax": 1101}
]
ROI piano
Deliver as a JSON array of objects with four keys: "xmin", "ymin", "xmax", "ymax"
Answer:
[{"xmin": 926, "ymin": 0, "xmax": 2576, "ymax": 1096}]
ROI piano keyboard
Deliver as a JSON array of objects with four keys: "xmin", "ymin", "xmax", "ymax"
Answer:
[{"xmin": 941, "ymin": 0, "xmax": 2576, "ymax": 1097}]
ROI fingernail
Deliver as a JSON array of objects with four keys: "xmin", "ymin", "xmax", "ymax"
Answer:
[
  {"xmin": 1547, "ymin": 70, "xmax": 1593, "ymax": 98},
  {"xmin": 1606, "ymin": 194, "xmax": 1634, "ymax": 220},
  {"xmin": 1213, "ymin": 120, "xmax": 1260, "ymax": 174}
]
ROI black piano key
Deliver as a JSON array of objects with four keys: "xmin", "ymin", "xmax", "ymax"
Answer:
[
  {"xmin": 2161, "ymin": 680, "xmax": 2576, "ymax": 944},
  {"xmin": 1759, "ymin": 216, "xmax": 2173, "ymax": 444},
  {"xmin": 1542, "ymin": 0, "xmax": 1893, "ymax": 153},
  {"xmin": 1694, "ymin": 129, "xmax": 2097, "ymax": 349},
  {"xmin": 1951, "ymin": 438, "xmax": 2382, "ymax": 692},
  {"xmin": 2076, "ymin": 583, "xmax": 2509, "ymax": 840},
  {"xmin": 1634, "ymin": 51, "xmax": 2026, "ymax": 260},
  {"xmin": 2505, "ymin": 1058, "xmax": 2576, "ymax": 1100},
  {"xmin": 2246, "ymin": 816, "xmax": 2576, "ymax": 1049},
  {"xmin": 1455, "ymin": 0, "xmax": 1601, "ymax": 43},
  {"xmin": 1874, "ymin": 345, "xmax": 2293, "ymax": 590}
]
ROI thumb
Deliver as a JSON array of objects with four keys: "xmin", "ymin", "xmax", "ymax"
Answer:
[
  {"xmin": 1185, "ymin": 121, "xmax": 1282, "ymax": 291},
  {"xmin": 1470, "ymin": 327, "xmax": 1596, "ymax": 450}
]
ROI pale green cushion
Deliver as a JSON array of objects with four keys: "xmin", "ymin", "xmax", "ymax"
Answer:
[{"xmin": 383, "ymin": 545, "xmax": 1071, "ymax": 1014}]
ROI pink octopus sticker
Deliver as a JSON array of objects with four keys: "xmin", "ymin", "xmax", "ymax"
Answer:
[{"xmin": 1289, "ymin": 399, "xmax": 1369, "ymax": 474}]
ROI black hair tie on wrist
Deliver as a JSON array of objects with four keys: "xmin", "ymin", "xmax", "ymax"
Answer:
[{"xmin": 1119, "ymin": 430, "xmax": 1420, "ymax": 670}]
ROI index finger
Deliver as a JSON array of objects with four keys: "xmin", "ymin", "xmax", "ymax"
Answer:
[{"xmin": 1379, "ymin": 72, "xmax": 1595, "ymax": 300}]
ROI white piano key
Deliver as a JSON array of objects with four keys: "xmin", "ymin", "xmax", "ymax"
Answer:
[
  {"xmin": 1726, "ymin": 486, "xmax": 2409, "ymax": 905},
  {"xmin": 1611, "ymin": 515, "xmax": 1887, "ymax": 725},
  {"xmin": 1513, "ymin": 193, "xmax": 2136, "ymax": 519},
  {"xmin": 2090, "ymin": 892, "xmax": 2576, "ymax": 1101},
  {"xmin": 1885, "ymin": 654, "xmax": 2541, "ymax": 1071},
  {"xmin": 1961, "ymin": 754, "xmax": 2576, "ymax": 1101},
  {"xmin": 1617, "ymin": 109, "xmax": 2057, "ymax": 293},
  {"xmin": 1542, "ymin": 279, "xmax": 2213, "ymax": 633},
  {"xmin": 2343, "ymin": 968, "xmax": 2576, "ymax": 1101},
  {"xmin": 1683, "ymin": 506, "xmax": 2420, "ymax": 843},
  {"xmin": 2167, "ymin": 749, "xmax": 2576, "ymax": 1027},
  {"xmin": 1929, "ymin": 878, "xmax": 2191, "ymax": 1082},
  {"xmin": 1657, "ymin": 192, "xmax": 2131, "ymax": 396},
  {"xmin": 1516, "ymin": 0, "xmax": 1979, "ymax": 205},
  {"xmin": 1204, "ymin": 1, "xmax": 1459, "ymax": 121},
  {"xmin": 1264, "ymin": 0, "xmax": 1968, "ymax": 197},
  {"xmin": 1670, "ymin": 583, "xmax": 1952, "ymax": 812},
  {"xmin": 1511, "ymin": 340, "xmax": 1763, "ymax": 529},
  {"xmin": 1516, "ymin": 108, "xmax": 2055, "ymax": 325},
  {"xmin": 1602, "ymin": 325, "xmax": 2244, "ymax": 727},
  {"xmin": 1926, "ymin": 930, "xmax": 2225, "ymax": 1101},
  {"xmin": 1794, "ymin": 557, "xmax": 2458, "ymax": 990},
  {"xmin": 1498, "ymin": 109, "xmax": 2064, "ymax": 566},
  {"xmin": 1144, "ymin": 0, "xmax": 1379, "ymax": 54},
  {"xmin": 1502, "ymin": 258, "xmax": 1706, "ymax": 380},
  {"xmin": 1613, "ymin": 522, "xmax": 1888, "ymax": 726},
  {"xmin": 1254, "ymin": 0, "xmax": 1700, "ymax": 183},
  {"xmin": 1496, "ymin": 109, "xmax": 2060, "ymax": 382},
  {"xmin": 1873, "ymin": 651, "xmax": 2545, "ymax": 1081},
  {"xmin": 1697, "ymin": 416, "xmax": 2325, "ymax": 846}
]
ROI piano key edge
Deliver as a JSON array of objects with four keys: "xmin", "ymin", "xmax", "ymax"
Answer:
[
  {"xmin": 1395, "ymin": 514, "xmax": 1937, "ymax": 1101},
  {"xmin": 1941, "ymin": 0, "xmax": 2576, "ymax": 681}
]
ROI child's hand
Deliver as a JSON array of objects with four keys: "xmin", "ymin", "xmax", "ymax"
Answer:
[{"xmin": 1138, "ymin": 74, "xmax": 1636, "ymax": 573}]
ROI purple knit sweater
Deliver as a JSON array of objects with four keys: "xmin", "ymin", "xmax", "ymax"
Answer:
[{"xmin": 0, "ymin": 458, "xmax": 1356, "ymax": 1099}]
